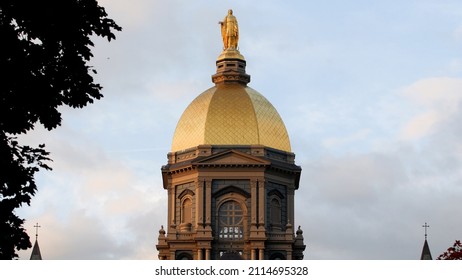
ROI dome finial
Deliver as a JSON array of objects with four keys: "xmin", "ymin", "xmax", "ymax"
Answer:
[
  {"xmin": 219, "ymin": 9, "xmax": 238, "ymax": 50},
  {"xmin": 217, "ymin": 9, "xmax": 244, "ymax": 61}
]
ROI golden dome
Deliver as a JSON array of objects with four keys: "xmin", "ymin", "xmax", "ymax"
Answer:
[{"xmin": 171, "ymin": 83, "xmax": 291, "ymax": 152}]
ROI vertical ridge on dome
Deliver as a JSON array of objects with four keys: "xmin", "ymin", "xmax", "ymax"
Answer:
[
  {"xmin": 247, "ymin": 87, "xmax": 292, "ymax": 151},
  {"xmin": 204, "ymin": 84, "xmax": 259, "ymax": 145}
]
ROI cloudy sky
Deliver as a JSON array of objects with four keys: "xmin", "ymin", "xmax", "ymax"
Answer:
[{"xmin": 16, "ymin": 0, "xmax": 462, "ymax": 259}]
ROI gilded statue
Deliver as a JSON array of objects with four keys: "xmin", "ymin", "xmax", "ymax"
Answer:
[{"xmin": 219, "ymin": 9, "xmax": 239, "ymax": 50}]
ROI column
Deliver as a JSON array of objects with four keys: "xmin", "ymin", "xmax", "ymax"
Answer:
[
  {"xmin": 171, "ymin": 186, "xmax": 177, "ymax": 226},
  {"xmin": 168, "ymin": 187, "xmax": 177, "ymax": 231},
  {"xmin": 167, "ymin": 188, "xmax": 173, "ymax": 229},
  {"xmin": 205, "ymin": 249, "xmax": 211, "ymax": 260},
  {"xmin": 258, "ymin": 179, "xmax": 265, "ymax": 226},
  {"xmin": 196, "ymin": 179, "xmax": 204, "ymax": 228},
  {"xmin": 197, "ymin": 249, "xmax": 203, "ymax": 260},
  {"xmin": 259, "ymin": 249, "xmax": 265, "ymax": 260},
  {"xmin": 251, "ymin": 249, "xmax": 256, "ymax": 260},
  {"xmin": 205, "ymin": 180, "xmax": 212, "ymax": 229},
  {"xmin": 287, "ymin": 187, "xmax": 295, "ymax": 228},
  {"xmin": 250, "ymin": 179, "xmax": 258, "ymax": 231}
]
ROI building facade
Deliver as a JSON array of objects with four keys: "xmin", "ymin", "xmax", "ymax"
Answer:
[{"xmin": 156, "ymin": 10, "xmax": 305, "ymax": 260}]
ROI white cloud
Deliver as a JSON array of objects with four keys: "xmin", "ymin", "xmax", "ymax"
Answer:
[
  {"xmin": 400, "ymin": 110, "xmax": 439, "ymax": 140},
  {"xmin": 399, "ymin": 77, "xmax": 462, "ymax": 141}
]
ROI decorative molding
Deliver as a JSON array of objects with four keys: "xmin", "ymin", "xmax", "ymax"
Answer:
[
  {"xmin": 268, "ymin": 189, "xmax": 285, "ymax": 199},
  {"xmin": 178, "ymin": 189, "xmax": 195, "ymax": 199},
  {"xmin": 213, "ymin": 185, "xmax": 251, "ymax": 199}
]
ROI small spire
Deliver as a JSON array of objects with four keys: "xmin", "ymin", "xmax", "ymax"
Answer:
[
  {"xmin": 30, "ymin": 223, "xmax": 42, "ymax": 260},
  {"xmin": 420, "ymin": 223, "xmax": 432, "ymax": 260},
  {"xmin": 420, "ymin": 240, "xmax": 432, "ymax": 260}
]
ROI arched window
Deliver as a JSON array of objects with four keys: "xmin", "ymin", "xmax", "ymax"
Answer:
[
  {"xmin": 176, "ymin": 252, "xmax": 193, "ymax": 260},
  {"xmin": 181, "ymin": 198, "xmax": 192, "ymax": 224},
  {"xmin": 270, "ymin": 252, "xmax": 286, "ymax": 260},
  {"xmin": 270, "ymin": 198, "xmax": 281, "ymax": 226},
  {"xmin": 218, "ymin": 200, "xmax": 243, "ymax": 240}
]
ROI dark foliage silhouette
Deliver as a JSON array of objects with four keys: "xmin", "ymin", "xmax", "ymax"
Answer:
[
  {"xmin": 437, "ymin": 240, "xmax": 462, "ymax": 260},
  {"xmin": 0, "ymin": 0, "xmax": 121, "ymax": 259}
]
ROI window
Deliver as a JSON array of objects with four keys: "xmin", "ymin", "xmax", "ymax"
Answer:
[
  {"xmin": 176, "ymin": 252, "xmax": 193, "ymax": 260},
  {"xmin": 270, "ymin": 198, "xmax": 281, "ymax": 225},
  {"xmin": 218, "ymin": 201, "xmax": 243, "ymax": 240},
  {"xmin": 270, "ymin": 252, "xmax": 286, "ymax": 260},
  {"xmin": 181, "ymin": 198, "xmax": 192, "ymax": 224}
]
